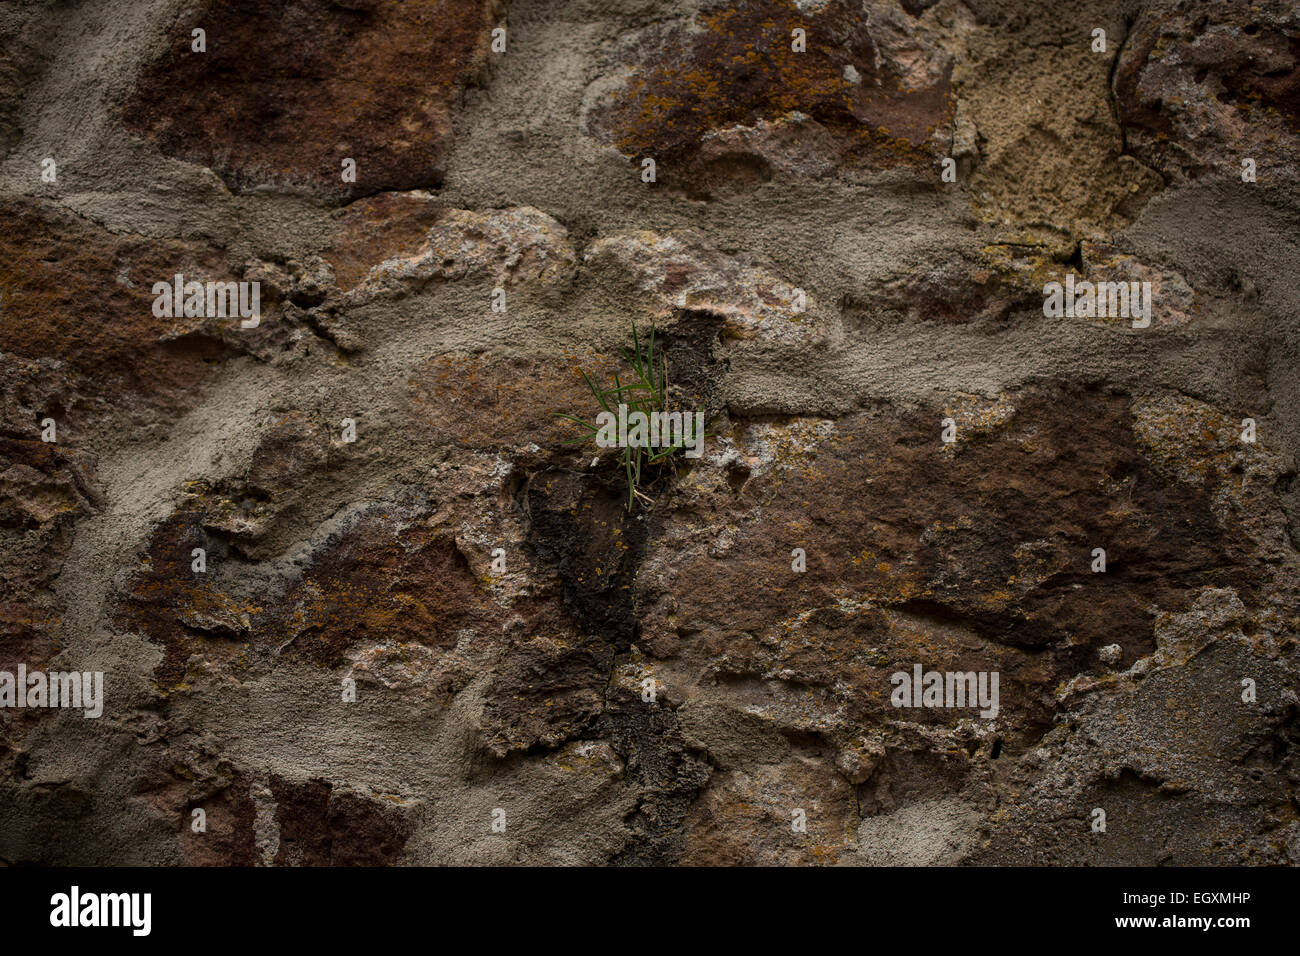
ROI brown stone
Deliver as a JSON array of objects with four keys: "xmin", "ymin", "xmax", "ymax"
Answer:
[
  {"xmin": 122, "ymin": 0, "xmax": 502, "ymax": 203},
  {"xmin": 325, "ymin": 193, "xmax": 445, "ymax": 292},
  {"xmin": 270, "ymin": 775, "xmax": 412, "ymax": 865},
  {"xmin": 1115, "ymin": 0, "xmax": 1300, "ymax": 182},
  {"xmin": 0, "ymin": 438, "xmax": 97, "ymax": 670},
  {"xmin": 586, "ymin": 0, "xmax": 953, "ymax": 190},
  {"xmin": 637, "ymin": 387, "xmax": 1272, "ymax": 745},
  {"xmin": 0, "ymin": 198, "xmax": 243, "ymax": 436}
]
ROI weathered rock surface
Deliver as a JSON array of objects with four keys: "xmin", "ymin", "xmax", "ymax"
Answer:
[
  {"xmin": 1116, "ymin": 0, "xmax": 1300, "ymax": 184},
  {"xmin": 586, "ymin": 0, "xmax": 956, "ymax": 194},
  {"xmin": 1, "ymin": 0, "xmax": 1298, "ymax": 867},
  {"xmin": 122, "ymin": 0, "xmax": 503, "ymax": 203}
]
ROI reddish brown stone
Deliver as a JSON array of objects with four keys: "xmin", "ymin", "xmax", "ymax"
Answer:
[
  {"xmin": 112, "ymin": 497, "xmax": 489, "ymax": 684},
  {"xmin": 587, "ymin": 0, "xmax": 953, "ymax": 189},
  {"xmin": 0, "ymin": 199, "xmax": 241, "ymax": 435},
  {"xmin": 0, "ymin": 438, "xmax": 99, "ymax": 677},
  {"xmin": 136, "ymin": 754, "xmax": 260, "ymax": 866},
  {"xmin": 114, "ymin": 478, "xmax": 581, "ymax": 688},
  {"xmin": 122, "ymin": 0, "xmax": 502, "ymax": 203},
  {"xmin": 638, "ymin": 387, "xmax": 1270, "ymax": 740},
  {"xmin": 681, "ymin": 757, "xmax": 858, "ymax": 866},
  {"xmin": 113, "ymin": 480, "xmax": 620, "ymax": 762},
  {"xmin": 410, "ymin": 353, "xmax": 622, "ymax": 452},
  {"xmin": 325, "ymin": 193, "xmax": 445, "ymax": 292},
  {"xmin": 270, "ymin": 775, "xmax": 411, "ymax": 865},
  {"xmin": 270, "ymin": 516, "xmax": 496, "ymax": 668},
  {"xmin": 112, "ymin": 503, "xmax": 233, "ymax": 688}
]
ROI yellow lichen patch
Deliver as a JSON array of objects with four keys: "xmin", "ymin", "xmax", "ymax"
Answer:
[{"xmin": 941, "ymin": 392, "xmax": 1017, "ymax": 449}]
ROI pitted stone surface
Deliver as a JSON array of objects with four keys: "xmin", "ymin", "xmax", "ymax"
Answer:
[{"xmin": 0, "ymin": 0, "xmax": 1297, "ymax": 867}]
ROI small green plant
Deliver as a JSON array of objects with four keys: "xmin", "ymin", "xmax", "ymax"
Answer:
[{"xmin": 555, "ymin": 322, "xmax": 686, "ymax": 510}]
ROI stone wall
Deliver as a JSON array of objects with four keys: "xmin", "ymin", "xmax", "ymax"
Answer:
[{"xmin": 1, "ymin": 0, "xmax": 1297, "ymax": 865}]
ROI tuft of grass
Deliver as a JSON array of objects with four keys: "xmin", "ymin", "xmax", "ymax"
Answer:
[{"xmin": 555, "ymin": 322, "xmax": 686, "ymax": 510}]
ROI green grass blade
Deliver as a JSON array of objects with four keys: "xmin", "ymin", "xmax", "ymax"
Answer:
[{"xmin": 579, "ymin": 368, "xmax": 612, "ymax": 415}]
